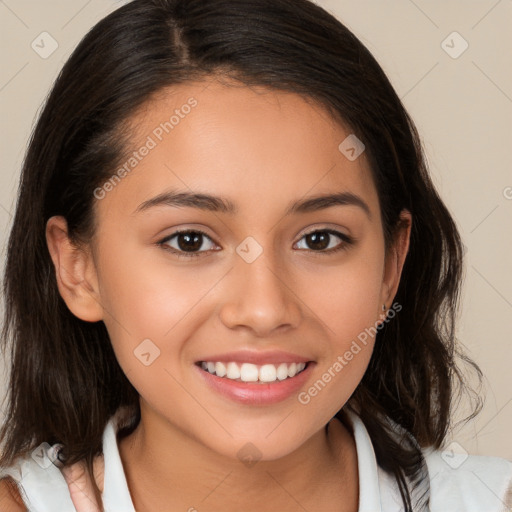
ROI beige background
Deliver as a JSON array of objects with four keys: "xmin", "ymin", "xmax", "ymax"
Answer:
[{"xmin": 0, "ymin": 0, "xmax": 510, "ymax": 461}]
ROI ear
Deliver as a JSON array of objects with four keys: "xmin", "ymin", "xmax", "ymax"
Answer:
[
  {"xmin": 45, "ymin": 216, "xmax": 104, "ymax": 322},
  {"xmin": 378, "ymin": 209, "xmax": 412, "ymax": 322}
]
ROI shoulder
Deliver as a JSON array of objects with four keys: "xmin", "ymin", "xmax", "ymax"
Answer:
[
  {"xmin": 0, "ymin": 411, "xmax": 126, "ymax": 511},
  {"xmin": 422, "ymin": 448, "xmax": 512, "ymax": 511},
  {"xmin": 0, "ymin": 445, "xmax": 100, "ymax": 511},
  {"xmin": 0, "ymin": 477, "xmax": 27, "ymax": 511}
]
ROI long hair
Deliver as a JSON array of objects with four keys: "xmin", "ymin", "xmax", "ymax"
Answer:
[{"xmin": 0, "ymin": 0, "xmax": 482, "ymax": 509}]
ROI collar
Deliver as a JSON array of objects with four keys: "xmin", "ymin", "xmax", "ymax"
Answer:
[
  {"xmin": 337, "ymin": 409, "xmax": 383, "ymax": 512},
  {"xmin": 101, "ymin": 408, "xmax": 385, "ymax": 512}
]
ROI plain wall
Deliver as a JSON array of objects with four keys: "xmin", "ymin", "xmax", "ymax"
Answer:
[{"xmin": 0, "ymin": 0, "xmax": 511, "ymax": 460}]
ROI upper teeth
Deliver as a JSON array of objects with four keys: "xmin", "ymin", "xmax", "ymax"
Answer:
[{"xmin": 200, "ymin": 361, "xmax": 307, "ymax": 382}]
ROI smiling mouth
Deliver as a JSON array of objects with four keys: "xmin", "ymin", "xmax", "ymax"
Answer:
[{"xmin": 195, "ymin": 360, "xmax": 310, "ymax": 384}]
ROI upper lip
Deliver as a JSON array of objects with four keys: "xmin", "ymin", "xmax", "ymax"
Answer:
[{"xmin": 196, "ymin": 349, "xmax": 313, "ymax": 365}]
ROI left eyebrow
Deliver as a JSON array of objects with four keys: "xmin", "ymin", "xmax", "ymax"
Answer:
[
  {"xmin": 133, "ymin": 189, "xmax": 372, "ymax": 220},
  {"xmin": 288, "ymin": 191, "xmax": 372, "ymax": 219}
]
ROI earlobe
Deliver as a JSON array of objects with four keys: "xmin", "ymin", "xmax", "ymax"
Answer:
[{"xmin": 45, "ymin": 216, "xmax": 104, "ymax": 322}]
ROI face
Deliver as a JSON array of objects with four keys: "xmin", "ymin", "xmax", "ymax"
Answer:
[{"xmin": 49, "ymin": 76, "xmax": 410, "ymax": 462}]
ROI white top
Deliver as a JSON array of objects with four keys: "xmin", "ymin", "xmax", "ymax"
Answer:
[{"xmin": 1, "ymin": 409, "xmax": 511, "ymax": 511}]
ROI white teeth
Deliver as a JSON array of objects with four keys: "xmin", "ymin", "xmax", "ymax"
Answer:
[
  {"xmin": 226, "ymin": 362, "xmax": 241, "ymax": 379},
  {"xmin": 276, "ymin": 363, "xmax": 289, "ymax": 381},
  {"xmin": 199, "ymin": 360, "xmax": 308, "ymax": 382},
  {"xmin": 240, "ymin": 363, "xmax": 259, "ymax": 382},
  {"xmin": 215, "ymin": 362, "xmax": 227, "ymax": 377},
  {"xmin": 259, "ymin": 364, "xmax": 277, "ymax": 382}
]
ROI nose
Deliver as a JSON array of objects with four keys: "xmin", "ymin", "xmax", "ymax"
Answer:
[{"xmin": 218, "ymin": 250, "xmax": 302, "ymax": 337}]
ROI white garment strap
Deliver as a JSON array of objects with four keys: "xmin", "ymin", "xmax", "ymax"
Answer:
[
  {"xmin": 342, "ymin": 410, "xmax": 383, "ymax": 512},
  {"xmin": 100, "ymin": 418, "xmax": 136, "ymax": 511},
  {"xmin": 0, "ymin": 449, "xmax": 77, "ymax": 512},
  {"xmin": 0, "ymin": 413, "xmax": 137, "ymax": 511}
]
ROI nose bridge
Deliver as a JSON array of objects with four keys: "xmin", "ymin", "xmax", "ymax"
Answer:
[{"xmin": 218, "ymin": 238, "xmax": 301, "ymax": 335}]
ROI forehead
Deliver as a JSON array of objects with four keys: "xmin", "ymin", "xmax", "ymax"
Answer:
[{"xmin": 96, "ymin": 76, "xmax": 378, "ymax": 220}]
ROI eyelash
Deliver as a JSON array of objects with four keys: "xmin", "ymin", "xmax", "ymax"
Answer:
[{"xmin": 157, "ymin": 228, "xmax": 354, "ymax": 260}]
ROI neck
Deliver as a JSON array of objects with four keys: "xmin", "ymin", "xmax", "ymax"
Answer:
[{"xmin": 118, "ymin": 405, "xmax": 359, "ymax": 512}]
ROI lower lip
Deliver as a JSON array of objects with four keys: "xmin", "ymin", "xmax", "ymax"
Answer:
[{"xmin": 194, "ymin": 362, "xmax": 315, "ymax": 406}]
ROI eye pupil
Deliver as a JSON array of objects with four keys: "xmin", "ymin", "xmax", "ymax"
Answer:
[
  {"xmin": 177, "ymin": 232, "xmax": 202, "ymax": 251},
  {"xmin": 307, "ymin": 231, "xmax": 330, "ymax": 250}
]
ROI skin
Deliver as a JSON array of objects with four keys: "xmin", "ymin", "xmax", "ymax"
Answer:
[{"xmin": 46, "ymin": 76, "xmax": 411, "ymax": 512}]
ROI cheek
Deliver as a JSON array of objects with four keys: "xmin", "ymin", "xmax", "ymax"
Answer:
[
  {"xmin": 303, "ymin": 241, "xmax": 385, "ymax": 346},
  {"xmin": 296, "ymin": 276, "xmax": 381, "ymax": 419},
  {"xmin": 297, "ymin": 239, "xmax": 384, "ymax": 402},
  {"xmin": 95, "ymin": 246, "xmax": 212, "ymax": 409},
  {"xmin": 95, "ymin": 235, "xmax": 235, "ymax": 391},
  {"xmin": 97, "ymin": 231, "xmax": 221, "ymax": 332}
]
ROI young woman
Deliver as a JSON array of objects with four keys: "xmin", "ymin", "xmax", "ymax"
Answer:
[{"xmin": 1, "ymin": 0, "xmax": 511, "ymax": 511}]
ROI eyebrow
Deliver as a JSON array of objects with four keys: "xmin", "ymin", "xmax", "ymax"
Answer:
[{"xmin": 133, "ymin": 189, "xmax": 371, "ymax": 219}]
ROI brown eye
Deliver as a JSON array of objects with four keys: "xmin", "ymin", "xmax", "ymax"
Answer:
[
  {"xmin": 159, "ymin": 229, "xmax": 217, "ymax": 258},
  {"xmin": 295, "ymin": 229, "xmax": 353, "ymax": 254},
  {"xmin": 175, "ymin": 232, "xmax": 203, "ymax": 252}
]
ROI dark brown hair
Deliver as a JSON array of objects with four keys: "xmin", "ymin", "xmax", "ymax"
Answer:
[{"xmin": 0, "ymin": 0, "xmax": 482, "ymax": 510}]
